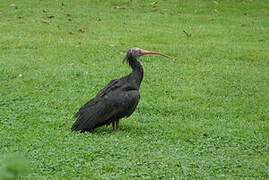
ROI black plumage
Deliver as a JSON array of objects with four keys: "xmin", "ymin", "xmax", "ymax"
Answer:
[{"xmin": 71, "ymin": 48, "xmax": 170, "ymax": 132}]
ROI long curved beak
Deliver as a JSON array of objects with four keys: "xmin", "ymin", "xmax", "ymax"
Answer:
[{"xmin": 140, "ymin": 49, "xmax": 171, "ymax": 58}]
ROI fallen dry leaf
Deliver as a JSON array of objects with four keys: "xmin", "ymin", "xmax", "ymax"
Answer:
[
  {"xmin": 149, "ymin": 8, "xmax": 158, "ymax": 12},
  {"xmin": 41, "ymin": 19, "xmax": 50, "ymax": 24},
  {"xmin": 78, "ymin": 28, "xmax": 86, "ymax": 33},
  {"xmin": 113, "ymin": 5, "xmax": 127, "ymax": 9}
]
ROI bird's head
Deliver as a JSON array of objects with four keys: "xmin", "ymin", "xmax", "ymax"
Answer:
[{"xmin": 123, "ymin": 48, "xmax": 171, "ymax": 62}]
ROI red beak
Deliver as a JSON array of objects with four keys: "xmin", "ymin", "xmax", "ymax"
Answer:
[{"xmin": 140, "ymin": 49, "xmax": 171, "ymax": 58}]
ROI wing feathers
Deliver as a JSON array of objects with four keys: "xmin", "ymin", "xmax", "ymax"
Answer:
[
  {"xmin": 71, "ymin": 98, "xmax": 113, "ymax": 131},
  {"xmin": 71, "ymin": 77, "xmax": 140, "ymax": 132}
]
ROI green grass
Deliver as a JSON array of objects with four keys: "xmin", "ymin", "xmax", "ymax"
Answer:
[{"xmin": 0, "ymin": 0, "xmax": 268, "ymax": 179}]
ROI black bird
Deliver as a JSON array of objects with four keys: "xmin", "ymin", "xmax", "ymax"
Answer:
[{"xmin": 71, "ymin": 48, "xmax": 170, "ymax": 132}]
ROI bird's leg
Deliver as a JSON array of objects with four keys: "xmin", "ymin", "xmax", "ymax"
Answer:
[
  {"xmin": 112, "ymin": 120, "xmax": 120, "ymax": 130},
  {"xmin": 112, "ymin": 121, "xmax": 116, "ymax": 130},
  {"xmin": 115, "ymin": 120, "xmax": 119, "ymax": 130}
]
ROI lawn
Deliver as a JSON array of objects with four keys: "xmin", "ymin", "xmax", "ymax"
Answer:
[{"xmin": 0, "ymin": 0, "xmax": 268, "ymax": 179}]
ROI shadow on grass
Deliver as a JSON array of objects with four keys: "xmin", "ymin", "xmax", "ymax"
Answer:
[{"xmin": 72, "ymin": 122, "xmax": 161, "ymax": 137}]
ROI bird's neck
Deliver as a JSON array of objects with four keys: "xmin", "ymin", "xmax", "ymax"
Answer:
[{"xmin": 128, "ymin": 57, "xmax": 144, "ymax": 88}]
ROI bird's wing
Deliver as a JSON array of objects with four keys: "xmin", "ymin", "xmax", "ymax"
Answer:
[
  {"xmin": 72, "ymin": 90, "xmax": 139, "ymax": 132},
  {"xmin": 96, "ymin": 79, "xmax": 121, "ymax": 97},
  {"xmin": 71, "ymin": 96, "xmax": 115, "ymax": 131},
  {"xmin": 74, "ymin": 79, "xmax": 122, "ymax": 117},
  {"xmin": 73, "ymin": 98, "xmax": 97, "ymax": 118}
]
